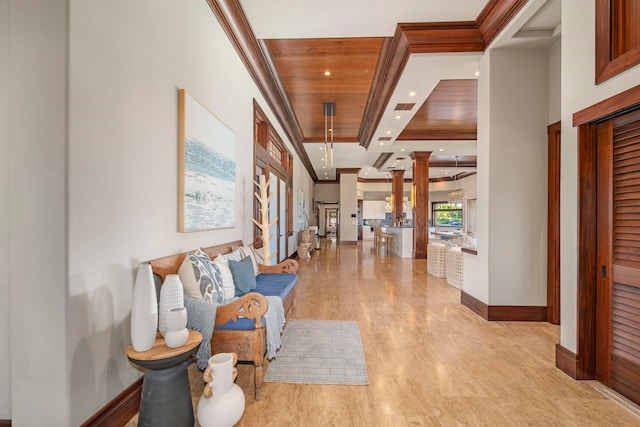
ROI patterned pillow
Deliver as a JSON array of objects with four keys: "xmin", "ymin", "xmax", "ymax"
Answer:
[{"xmin": 178, "ymin": 248, "xmax": 225, "ymax": 305}]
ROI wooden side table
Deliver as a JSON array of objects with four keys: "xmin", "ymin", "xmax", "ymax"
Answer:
[{"xmin": 127, "ymin": 330, "xmax": 202, "ymax": 427}]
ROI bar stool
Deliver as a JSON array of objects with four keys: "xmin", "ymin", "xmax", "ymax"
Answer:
[{"xmin": 379, "ymin": 229, "xmax": 395, "ymax": 255}]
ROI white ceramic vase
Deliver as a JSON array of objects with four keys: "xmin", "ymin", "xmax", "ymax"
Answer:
[
  {"xmin": 197, "ymin": 353, "xmax": 245, "ymax": 427},
  {"xmin": 130, "ymin": 263, "xmax": 158, "ymax": 352},
  {"xmin": 159, "ymin": 274, "xmax": 184, "ymax": 337},
  {"xmin": 165, "ymin": 306, "xmax": 189, "ymax": 348}
]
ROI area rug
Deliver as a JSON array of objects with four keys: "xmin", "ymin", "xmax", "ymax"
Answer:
[{"xmin": 264, "ymin": 319, "xmax": 368, "ymax": 385}]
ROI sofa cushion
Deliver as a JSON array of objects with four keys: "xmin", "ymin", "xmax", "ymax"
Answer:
[
  {"xmin": 229, "ymin": 256, "xmax": 257, "ymax": 296},
  {"xmin": 215, "ymin": 272, "xmax": 297, "ymax": 331},
  {"xmin": 254, "ymin": 273, "xmax": 297, "ymax": 300}
]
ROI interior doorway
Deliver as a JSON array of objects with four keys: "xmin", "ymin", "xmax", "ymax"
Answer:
[{"xmin": 325, "ymin": 208, "xmax": 338, "ymax": 239}]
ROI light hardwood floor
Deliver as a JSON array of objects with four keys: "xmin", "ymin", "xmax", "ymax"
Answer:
[{"xmin": 128, "ymin": 239, "xmax": 640, "ymax": 426}]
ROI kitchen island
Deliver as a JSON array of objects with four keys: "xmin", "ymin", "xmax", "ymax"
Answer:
[{"xmin": 383, "ymin": 226, "xmax": 414, "ymax": 258}]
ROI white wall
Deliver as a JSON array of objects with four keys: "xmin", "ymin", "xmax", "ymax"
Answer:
[
  {"xmin": 339, "ymin": 174, "xmax": 358, "ymax": 241},
  {"xmin": 0, "ymin": 0, "xmax": 11, "ymax": 419},
  {"xmin": 314, "ymin": 182, "xmax": 339, "ymax": 202},
  {"xmin": 57, "ymin": 0, "xmax": 311, "ymax": 424},
  {"xmin": 487, "ymin": 48, "xmax": 548, "ymax": 306},
  {"xmin": 363, "ymin": 200, "xmax": 386, "ymax": 219},
  {"xmin": 560, "ymin": 0, "xmax": 640, "ymax": 353},
  {"xmin": 10, "ymin": 0, "xmax": 70, "ymax": 424},
  {"xmin": 548, "ymin": 39, "xmax": 561, "ymax": 124}
]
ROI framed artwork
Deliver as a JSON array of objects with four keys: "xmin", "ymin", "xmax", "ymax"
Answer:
[
  {"xmin": 298, "ymin": 189, "xmax": 306, "ymax": 224},
  {"xmin": 178, "ymin": 89, "xmax": 235, "ymax": 232}
]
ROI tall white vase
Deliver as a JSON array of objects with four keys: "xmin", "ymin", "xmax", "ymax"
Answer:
[
  {"xmin": 130, "ymin": 263, "xmax": 158, "ymax": 352},
  {"xmin": 159, "ymin": 274, "xmax": 184, "ymax": 337},
  {"xmin": 197, "ymin": 353, "xmax": 245, "ymax": 427}
]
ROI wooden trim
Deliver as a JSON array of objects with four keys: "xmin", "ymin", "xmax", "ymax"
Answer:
[
  {"xmin": 461, "ymin": 291, "xmax": 489, "ymax": 320},
  {"xmin": 81, "ymin": 378, "xmax": 143, "ymax": 427},
  {"xmin": 573, "ymin": 84, "xmax": 640, "ymax": 126},
  {"xmin": 461, "ymin": 247, "xmax": 477, "ymax": 255},
  {"xmin": 372, "ymin": 152, "xmax": 394, "ymax": 169},
  {"xmin": 0, "ymin": 420, "xmax": 11, "ymax": 427},
  {"xmin": 576, "ymin": 122, "xmax": 599, "ymax": 380},
  {"xmin": 477, "ymin": 0, "xmax": 530, "ymax": 47},
  {"xmin": 487, "ymin": 305, "xmax": 548, "ymax": 322},
  {"xmin": 555, "ymin": 344, "xmax": 578, "ymax": 380},
  {"xmin": 461, "ymin": 292, "xmax": 547, "ymax": 321},
  {"xmin": 399, "ymin": 22, "xmax": 484, "ymax": 54},
  {"xmin": 396, "ymin": 129, "xmax": 477, "ymax": 140},
  {"xmin": 595, "ymin": 0, "xmax": 640, "ymax": 84},
  {"xmin": 204, "ymin": 0, "xmax": 316, "ymax": 181},
  {"xmin": 339, "ymin": 241, "xmax": 358, "ymax": 245},
  {"xmin": 359, "ymin": 26, "xmax": 411, "ymax": 149},
  {"xmin": 547, "ymin": 121, "xmax": 561, "ymax": 325}
]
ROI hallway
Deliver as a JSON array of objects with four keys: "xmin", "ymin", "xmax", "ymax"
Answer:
[{"xmin": 131, "ymin": 241, "xmax": 640, "ymax": 426}]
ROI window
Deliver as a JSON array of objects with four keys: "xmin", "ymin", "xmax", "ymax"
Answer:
[
  {"xmin": 596, "ymin": 0, "xmax": 640, "ymax": 83},
  {"xmin": 432, "ymin": 202, "xmax": 463, "ymax": 227}
]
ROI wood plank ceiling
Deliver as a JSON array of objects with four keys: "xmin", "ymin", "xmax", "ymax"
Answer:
[{"xmin": 206, "ymin": 0, "xmax": 530, "ymax": 181}]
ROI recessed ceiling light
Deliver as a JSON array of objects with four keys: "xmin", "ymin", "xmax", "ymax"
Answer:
[
  {"xmin": 445, "ymin": 172, "xmax": 449, "ymax": 175},
  {"xmin": 409, "ymin": 91, "xmax": 416, "ymax": 97},
  {"xmin": 386, "ymin": 131, "xmax": 391, "ymax": 135},
  {"xmin": 324, "ymin": 71, "xmax": 331, "ymax": 76},
  {"xmin": 395, "ymin": 115, "xmax": 401, "ymax": 119},
  {"xmin": 439, "ymin": 148, "xmax": 444, "ymax": 152},
  {"xmin": 380, "ymin": 142, "xmax": 384, "ymax": 146},
  {"xmin": 319, "ymin": 146, "xmax": 323, "ymax": 150},
  {"xmin": 323, "ymin": 165, "xmax": 326, "ymax": 169},
  {"xmin": 400, "ymin": 148, "xmax": 405, "ymax": 152},
  {"xmin": 475, "ymin": 71, "xmax": 479, "ymax": 77},
  {"xmin": 325, "ymin": 171, "xmax": 328, "ymax": 175},
  {"xmin": 368, "ymin": 168, "xmax": 371, "ymax": 171}
]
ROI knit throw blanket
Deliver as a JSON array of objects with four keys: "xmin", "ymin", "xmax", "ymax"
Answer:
[
  {"xmin": 184, "ymin": 294, "xmax": 216, "ymax": 370},
  {"xmin": 184, "ymin": 294, "xmax": 285, "ymax": 368},
  {"xmin": 264, "ymin": 295, "xmax": 285, "ymax": 360}
]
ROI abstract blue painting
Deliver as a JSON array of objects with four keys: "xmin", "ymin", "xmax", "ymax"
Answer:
[{"xmin": 179, "ymin": 89, "xmax": 235, "ymax": 232}]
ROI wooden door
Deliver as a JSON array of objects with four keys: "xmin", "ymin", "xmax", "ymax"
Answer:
[{"xmin": 596, "ymin": 109, "xmax": 640, "ymax": 404}]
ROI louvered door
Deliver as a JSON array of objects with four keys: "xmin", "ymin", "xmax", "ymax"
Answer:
[{"xmin": 596, "ymin": 110, "xmax": 640, "ymax": 405}]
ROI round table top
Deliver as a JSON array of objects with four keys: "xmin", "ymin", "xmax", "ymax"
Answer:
[{"xmin": 127, "ymin": 330, "xmax": 202, "ymax": 362}]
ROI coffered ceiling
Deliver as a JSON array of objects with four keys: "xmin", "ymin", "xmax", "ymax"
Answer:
[{"xmin": 208, "ymin": 0, "xmax": 561, "ymax": 182}]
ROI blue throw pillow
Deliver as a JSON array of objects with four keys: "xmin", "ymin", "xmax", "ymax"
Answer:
[{"xmin": 228, "ymin": 256, "xmax": 257, "ymax": 296}]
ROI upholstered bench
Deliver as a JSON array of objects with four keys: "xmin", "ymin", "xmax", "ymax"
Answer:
[{"xmin": 149, "ymin": 240, "xmax": 298, "ymax": 400}]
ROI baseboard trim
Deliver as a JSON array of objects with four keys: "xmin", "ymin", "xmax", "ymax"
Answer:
[
  {"xmin": 339, "ymin": 240, "xmax": 358, "ymax": 245},
  {"xmin": 81, "ymin": 377, "xmax": 142, "ymax": 427},
  {"xmin": 461, "ymin": 291, "xmax": 548, "ymax": 322},
  {"xmin": 555, "ymin": 344, "xmax": 578, "ymax": 379},
  {"xmin": 0, "ymin": 419, "xmax": 11, "ymax": 426},
  {"xmin": 488, "ymin": 305, "xmax": 548, "ymax": 322},
  {"xmin": 461, "ymin": 291, "xmax": 488, "ymax": 319}
]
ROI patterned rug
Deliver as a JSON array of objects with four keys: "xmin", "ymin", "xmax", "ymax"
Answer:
[{"xmin": 264, "ymin": 319, "xmax": 368, "ymax": 385}]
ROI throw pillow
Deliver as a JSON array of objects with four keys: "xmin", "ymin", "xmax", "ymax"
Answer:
[
  {"xmin": 178, "ymin": 248, "xmax": 225, "ymax": 305},
  {"xmin": 236, "ymin": 245, "xmax": 263, "ymax": 275},
  {"xmin": 228, "ymin": 256, "xmax": 257, "ymax": 296},
  {"xmin": 213, "ymin": 255, "xmax": 236, "ymax": 300}
]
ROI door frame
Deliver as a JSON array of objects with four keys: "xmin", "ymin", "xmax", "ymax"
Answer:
[
  {"xmin": 547, "ymin": 121, "xmax": 561, "ymax": 325},
  {"xmin": 573, "ymin": 84, "xmax": 640, "ymax": 380},
  {"xmin": 325, "ymin": 208, "xmax": 338, "ymax": 238}
]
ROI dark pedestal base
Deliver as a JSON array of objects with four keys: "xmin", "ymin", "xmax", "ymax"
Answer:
[{"xmin": 138, "ymin": 361, "xmax": 194, "ymax": 427}]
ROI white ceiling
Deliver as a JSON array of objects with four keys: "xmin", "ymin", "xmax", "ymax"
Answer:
[{"xmin": 239, "ymin": 0, "xmax": 561, "ymax": 181}]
